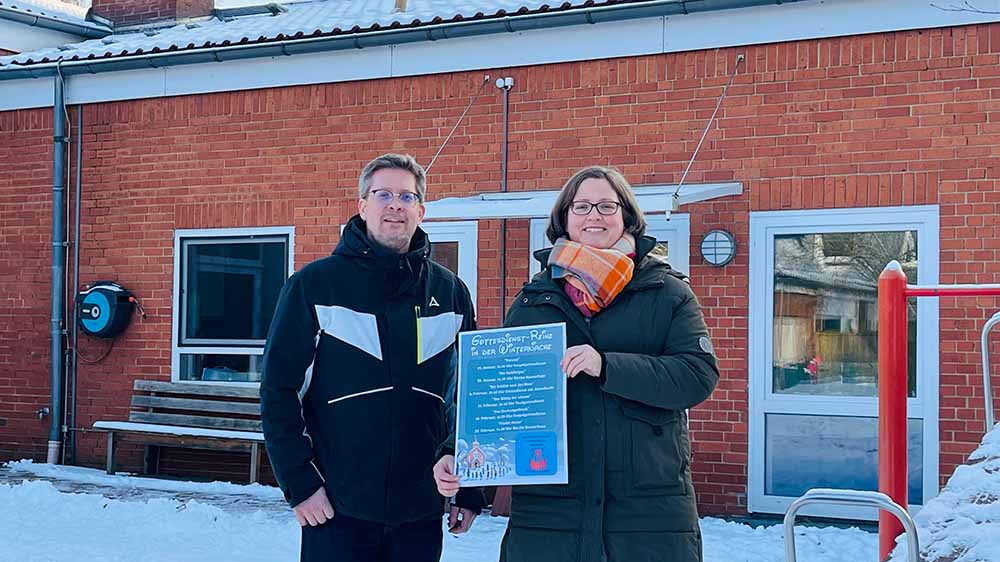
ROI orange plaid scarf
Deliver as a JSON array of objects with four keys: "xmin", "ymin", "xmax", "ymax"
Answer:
[{"xmin": 548, "ymin": 234, "xmax": 636, "ymax": 317}]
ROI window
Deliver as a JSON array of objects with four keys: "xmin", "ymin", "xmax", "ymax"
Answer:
[
  {"xmin": 429, "ymin": 241, "xmax": 459, "ymax": 276},
  {"xmin": 748, "ymin": 205, "xmax": 939, "ymax": 520},
  {"xmin": 173, "ymin": 227, "xmax": 294, "ymax": 384},
  {"xmin": 772, "ymin": 231, "xmax": 919, "ymax": 397},
  {"xmin": 421, "ymin": 221, "xmax": 478, "ymax": 308}
]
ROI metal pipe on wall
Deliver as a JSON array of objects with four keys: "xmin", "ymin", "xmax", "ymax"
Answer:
[
  {"xmin": 48, "ymin": 69, "xmax": 68, "ymax": 464},
  {"xmin": 497, "ymin": 77, "xmax": 513, "ymax": 314},
  {"xmin": 68, "ymin": 105, "xmax": 83, "ymax": 464},
  {"xmin": 60, "ymin": 100, "xmax": 73, "ymax": 465}
]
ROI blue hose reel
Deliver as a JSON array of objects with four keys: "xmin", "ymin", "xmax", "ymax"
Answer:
[{"xmin": 77, "ymin": 281, "xmax": 135, "ymax": 339}]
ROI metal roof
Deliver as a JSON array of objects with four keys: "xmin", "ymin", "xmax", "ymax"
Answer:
[
  {"xmin": 0, "ymin": 0, "xmax": 795, "ymax": 74},
  {"xmin": 0, "ymin": 0, "xmax": 111, "ymax": 38}
]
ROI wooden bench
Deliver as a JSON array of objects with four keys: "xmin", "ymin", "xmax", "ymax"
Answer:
[{"xmin": 93, "ymin": 380, "xmax": 265, "ymax": 483}]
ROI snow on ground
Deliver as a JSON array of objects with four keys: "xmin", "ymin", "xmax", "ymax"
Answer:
[
  {"xmin": 4, "ymin": 460, "xmax": 285, "ymax": 498},
  {"xmin": 887, "ymin": 425, "xmax": 1000, "ymax": 562},
  {"xmin": 0, "ymin": 479, "xmax": 298, "ymax": 562},
  {"xmin": 0, "ymin": 459, "xmax": 882, "ymax": 562},
  {"xmin": 5, "ymin": 431, "xmax": 999, "ymax": 562}
]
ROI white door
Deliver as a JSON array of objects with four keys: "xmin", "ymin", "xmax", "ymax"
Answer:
[
  {"xmin": 421, "ymin": 220, "xmax": 478, "ymax": 310},
  {"xmin": 747, "ymin": 205, "xmax": 940, "ymax": 520}
]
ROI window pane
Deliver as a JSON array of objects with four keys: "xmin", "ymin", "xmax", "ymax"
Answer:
[
  {"xmin": 183, "ymin": 239, "xmax": 286, "ymax": 342},
  {"xmin": 179, "ymin": 353, "xmax": 261, "ymax": 382},
  {"xmin": 765, "ymin": 413, "xmax": 923, "ymax": 504},
  {"xmin": 650, "ymin": 240, "xmax": 669, "ymax": 259},
  {"xmin": 772, "ymin": 231, "xmax": 918, "ymax": 397},
  {"xmin": 430, "ymin": 241, "xmax": 459, "ymax": 276}
]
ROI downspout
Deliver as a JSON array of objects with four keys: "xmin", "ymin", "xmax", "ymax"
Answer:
[
  {"xmin": 48, "ymin": 65, "xmax": 67, "ymax": 464},
  {"xmin": 496, "ymin": 77, "xmax": 513, "ymax": 315}
]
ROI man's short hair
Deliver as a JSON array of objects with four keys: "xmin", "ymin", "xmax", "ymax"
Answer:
[{"xmin": 358, "ymin": 153, "xmax": 427, "ymax": 202}]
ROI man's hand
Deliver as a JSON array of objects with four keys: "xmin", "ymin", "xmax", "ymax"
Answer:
[
  {"xmin": 293, "ymin": 487, "xmax": 335, "ymax": 527},
  {"xmin": 447, "ymin": 506, "xmax": 478, "ymax": 535},
  {"xmin": 562, "ymin": 344, "xmax": 602, "ymax": 378},
  {"xmin": 433, "ymin": 455, "xmax": 460, "ymax": 498}
]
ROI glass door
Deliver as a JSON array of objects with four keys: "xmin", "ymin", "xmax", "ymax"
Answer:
[{"xmin": 748, "ymin": 206, "xmax": 940, "ymax": 519}]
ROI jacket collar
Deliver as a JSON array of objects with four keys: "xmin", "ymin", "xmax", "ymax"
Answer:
[
  {"xmin": 334, "ymin": 214, "xmax": 431, "ymax": 266},
  {"xmin": 333, "ymin": 215, "xmax": 431, "ymax": 297}
]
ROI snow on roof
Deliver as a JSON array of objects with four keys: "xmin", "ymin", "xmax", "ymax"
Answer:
[
  {"xmin": 0, "ymin": 0, "xmax": 111, "ymax": 36},
  {"xmin": 0, "ymin": 0, "xmax": 656, "ymax": 68},
  {"xmin": 0, "ymin": 0, "xmax": 89, "ymax": 23},
  {"xmin": 888, "ymin": 424, "xmax": 1000, "ymax": 562}
]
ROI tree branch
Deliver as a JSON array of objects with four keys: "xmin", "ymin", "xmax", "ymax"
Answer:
[{"xmin": 930, "ymin": 1, "xmax": 1000, "ymax": 13}]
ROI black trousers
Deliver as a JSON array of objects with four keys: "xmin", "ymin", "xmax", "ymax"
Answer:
[{"xmin": 300, "ymin": 513, "xmax": 444, "ymax": 562}]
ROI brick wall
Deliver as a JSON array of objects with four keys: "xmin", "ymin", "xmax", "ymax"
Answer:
[
  {"xmin": 91, "ymin": 0, "xmax": 213, "ymax": 27},
  {"xmin": 2, "ymin": 23, "xmax": 999, "ymax": 515},
  {"xmin": 0, "ymin": 109, "xmax": 54, "ymax": 463}
]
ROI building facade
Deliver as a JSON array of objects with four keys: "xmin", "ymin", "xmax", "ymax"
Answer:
[{"xmin": 1, "ymin": 0, "xmax": 999, "ymax": 519}]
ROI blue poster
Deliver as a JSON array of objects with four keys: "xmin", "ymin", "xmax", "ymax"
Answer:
[{"xmin": 455, "ymin": 323, "xmax": 568, "ymax": 486}]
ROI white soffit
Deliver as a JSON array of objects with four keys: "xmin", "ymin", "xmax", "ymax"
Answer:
[{"xmin": 423, "ymin": 182, "xmax": 742, "ymax": 220}]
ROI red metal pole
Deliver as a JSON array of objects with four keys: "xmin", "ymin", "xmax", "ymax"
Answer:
[
  {"xmin": 906, "ymin": 285, "xmax": 1000, "ymax": 298},
  {"xmin": 878, "ymin": 261, "xmax": 909, "ymax": 560}
]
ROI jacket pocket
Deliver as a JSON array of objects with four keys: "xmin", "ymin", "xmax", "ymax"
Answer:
[
  {"xmin": 622, "ymin": 402, "xmax": 686, "ymax": 496},
  {"xmin": 509, "ymin": 492, "xmax": 583, "ymax": 531}
]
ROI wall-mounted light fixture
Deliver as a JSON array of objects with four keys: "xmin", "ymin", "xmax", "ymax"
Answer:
[{"xmin": 700, "ymin": 229, "xmax": 736, "ymax": 266}]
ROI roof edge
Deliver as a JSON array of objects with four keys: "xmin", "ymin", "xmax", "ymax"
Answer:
[
  {"xmin": 0, "ymin": 5, "xmax": 112, "ymax": 39},
  {"xmin": 0, "ymin": 0, "xmax": 795, "ymax": 80}
]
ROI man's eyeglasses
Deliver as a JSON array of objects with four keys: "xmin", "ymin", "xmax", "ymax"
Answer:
[
  {"xmin": 368, "ymin": 189, "xmax": 422, "ymax": 207},
  {"xmin": 570, "ymin": 200, "xmax": 622, "ymax": 216}
]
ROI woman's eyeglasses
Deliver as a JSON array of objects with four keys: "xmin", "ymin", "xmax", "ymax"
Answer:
[
  {"xmin": 368, "ymin": 189, "xmax": 421, "ymax": 207},
  {"xmin": 570, "ymin": 200, "xmax": 622, "ymax": 216}
]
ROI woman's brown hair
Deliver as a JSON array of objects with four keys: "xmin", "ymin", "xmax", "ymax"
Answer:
[{"xmin": 545, "ymin": 166, "xmax": 647, "ymax": 243}]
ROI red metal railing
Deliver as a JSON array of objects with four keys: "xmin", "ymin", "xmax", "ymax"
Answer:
[{"xmin": 877, "ymin": 261, "xmax": 1000, "ymax": 560}]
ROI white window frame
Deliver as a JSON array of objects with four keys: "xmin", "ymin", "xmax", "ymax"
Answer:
[
  {"xmin": 748, "ymin": 205, "xmax": 940, "ymax": 520},
  {"xmin": 420, "ymin": 220, "xmax": 479, "ymax": 310},
  {"xmin": 528, "ymin": 214, "xmax": 690, "ymax": 279},
  {"xmin": 171, "ymin": 226, "xmax": 295, "ymax": 386}
]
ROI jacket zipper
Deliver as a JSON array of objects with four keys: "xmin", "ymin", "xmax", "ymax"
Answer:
[
  {"xmin": 533, "ymin": 290, "xmax": 597, "ymax": 348},
  {"xmin": 414, "ymin": 305, "xmax": 422, "ymax": 364}
]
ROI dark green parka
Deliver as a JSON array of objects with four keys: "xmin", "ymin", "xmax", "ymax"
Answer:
[{"xmin": 499, "ymin": 236, "xmax": 720, "ymax": 562}]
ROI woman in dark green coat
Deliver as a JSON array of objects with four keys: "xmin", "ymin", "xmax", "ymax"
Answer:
[{"xmin": 498, "ymin": 166, "xmax": 719, "ymax": 562}]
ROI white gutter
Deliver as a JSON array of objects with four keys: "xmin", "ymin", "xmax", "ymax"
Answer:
[
  {"xmin": 0, "ymin": 5, "xmax": 110, "ymax": 38},
  {"xmin": 0, "ymin": 0, "xmax": 796, "ymax": 80}
]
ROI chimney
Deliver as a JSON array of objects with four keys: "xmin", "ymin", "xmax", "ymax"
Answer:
[{"xmin": 91, "ymin": 0, "xmax": 214, "ymax": 28}]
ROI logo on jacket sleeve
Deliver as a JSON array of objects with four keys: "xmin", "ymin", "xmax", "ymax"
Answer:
[
  {"xmin": 699, "ymin": 336, "xmax": 715, "ymax": 356},
  {"xmin": 429, "ymin": 296, "xmax": 440, "ymax": 307}
]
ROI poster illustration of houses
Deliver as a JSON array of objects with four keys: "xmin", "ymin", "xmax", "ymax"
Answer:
[{"xmin": 455, "ymin": 323, "xmax": 568, "ymax": 486}]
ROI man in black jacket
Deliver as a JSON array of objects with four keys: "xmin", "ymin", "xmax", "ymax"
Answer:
[{"xmin": 261, "ymin": 153, "xmax": 484, "ymax": 562}]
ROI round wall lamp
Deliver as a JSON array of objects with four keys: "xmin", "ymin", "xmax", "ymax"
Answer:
[{"xmin": 700, "ymin": 229, "xmax": 736, "ymax": 266}]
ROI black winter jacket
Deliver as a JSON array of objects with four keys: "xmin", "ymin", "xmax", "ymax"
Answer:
[
  {"xmin": 500, "ymin": 236, "xmax": 720, "ymax": 562},
  {"xmin": 261, "ymin": 215, "xmax": 484, "ymax": 525}
]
